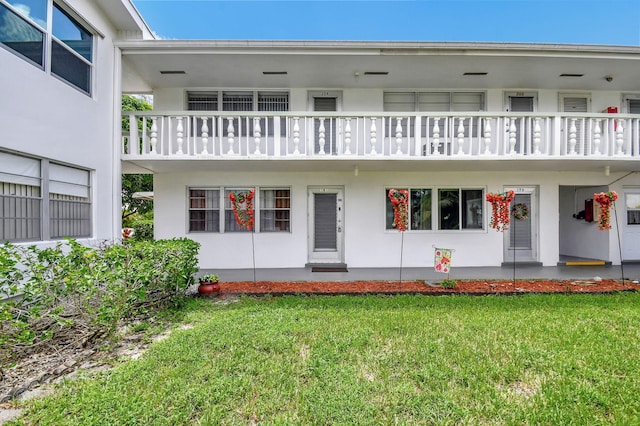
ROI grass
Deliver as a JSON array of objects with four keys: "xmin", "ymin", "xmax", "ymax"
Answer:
[{"xmin": 11, "ymin": 293, "xmax": 640, "ymax": 425}]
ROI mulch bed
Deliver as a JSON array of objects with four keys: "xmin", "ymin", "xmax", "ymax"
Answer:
[{"xmin": 213, "ymin": 279, "xmax": 639, "ymax": 296}]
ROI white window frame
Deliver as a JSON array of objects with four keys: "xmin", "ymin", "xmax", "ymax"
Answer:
[
  {"xmin": 187, "ymin": 186, "xmax": 292, "ymax": 234},
  {"xmin": 385, "ymin": 186, "xmax": 485, "ymax": 232}
]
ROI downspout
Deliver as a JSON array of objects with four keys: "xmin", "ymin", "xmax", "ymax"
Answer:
[{"xmin": 113, "ymin": 46, "xmax": 123, "ymax": 242}]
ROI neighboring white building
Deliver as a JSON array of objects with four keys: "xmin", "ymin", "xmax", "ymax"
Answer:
[
  {"xmin": 3, "ymin": 3, "xmax": 639, "ymax": 269},
  {"xmin": 0, "ymin": 0, "xmax": 152, "ymax": 246}
]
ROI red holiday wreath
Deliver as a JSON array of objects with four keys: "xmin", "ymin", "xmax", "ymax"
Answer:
[
  {"xmin": 486, "ymin": 190, "xmax": 515, "ymax": 231},
  {"xmin": 229, "ymin": 189, "xmax": 255, "ymax": 230},
  {"xmin": 593, "ymin": 191, "xmax": 618, "ymax": 230},
  {"xmin": 388, "ymin": 189, "xmax": 409, "ymax": 232}
]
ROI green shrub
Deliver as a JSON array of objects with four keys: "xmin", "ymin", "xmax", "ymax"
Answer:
[
  {"xmin": 0, "ymin": 238, "xmax": 200, "ymax": 367},
  {"xmin": 441, "ymin": 278, "xmax": 457, "ymax": 289},
  {"xmin": 131, "ymin": 220, "xmax": 154, "ymax": 241}
]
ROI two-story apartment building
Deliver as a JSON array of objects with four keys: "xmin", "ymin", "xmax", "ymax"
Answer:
[
  {"xmin": 2, "ymin": 1, "xmax": 638, "ymax": 270},
  {"xmin": 119, "ymin": 41, "xmax": 640, "ymax": 269},
  {"xmin": 0, "ymin": 0, "xmax": 152, "ymax": 246}
]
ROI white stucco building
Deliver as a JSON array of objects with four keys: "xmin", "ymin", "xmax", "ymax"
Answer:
[
  {"xmin": 1, "ymin": 0, "xmax": 152, "ymax": 246},
  {"xmin": 2, "ymin": 1, "xmax": 639, "ymax": 270}
]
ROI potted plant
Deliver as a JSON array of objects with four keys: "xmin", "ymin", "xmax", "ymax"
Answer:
[{"xmin": 198, "ymin": 273, "xmax": 220, "ymax": 295}]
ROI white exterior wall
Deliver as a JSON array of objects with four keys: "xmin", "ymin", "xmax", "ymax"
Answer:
[
  {"xmin": 154, "ymin": 169, "xmax": 632, "ymax": 269},
  {"xmin": 0, "ymin": 0, "xmax": 125, "ymax": 243}
]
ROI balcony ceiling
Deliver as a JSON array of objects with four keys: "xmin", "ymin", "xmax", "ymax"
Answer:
[{"xmin": 119, "ymin": 41, "xmax": 640, "ymax": 93}]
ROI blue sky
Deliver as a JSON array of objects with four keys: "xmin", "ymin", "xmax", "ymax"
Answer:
[{"xmin": 132, "ymin": 0, "xmax": 640, "ymax": 45}]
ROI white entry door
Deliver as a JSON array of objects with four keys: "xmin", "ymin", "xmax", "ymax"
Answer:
[
  {"xmin": 623, "ymin": 191, "xmax": 640, "ymax": 260},
  {"xmin": 308, "ymin": 186, "xmax": 344, "ymax": 264},
  {"xmin": 503, "ymin": 186, "xmax": 538, "ymax": 262}
]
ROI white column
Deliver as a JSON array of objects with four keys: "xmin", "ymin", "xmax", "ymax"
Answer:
[
  {"xmin": 292, "ymin": 117, "xmax": 300, "ymax": 155},
  {"xmin": 457, "ymin": 117, "xmax": 465, "ymax": 155},
  {"xmin": 616, "ymin": 119, "xmax": 625, "ymax": 155},
  {"xmin": 200, "ymin": 118, "xmax": 209, "ymax": 155},
  {"xmin": 149, "ymin": 117, "xmax": 158, "ymax": 154},
  {"xmin": 483, "ymin": 118, "xmax": 492, "ymax": 155},
  {"xmin": 253, "ymin": 117, "xmax": 262, "ymax": 155},
  {"xmin": 394, "ymin": 117, "xmax": 403, "ymax": 155},
  {"xmin": 318, "ymin": 118, "xmax": 326, "ymax": 155},
  {"xmin": 226, "ymin": 117, "xmax": 235, "ymax": 155},
  {"xmin": 431, "ymin": 118, "xmax": 441, "ymax": 155},
  {"xmin": 568, "ymin": 118, "xmax": 577, "ymax": 155},
  {"xmin": 593, "ymin": 119, "xmax": 602, "ymax": 155},
  {"xmin": 176, "ymin": 117, "xmax": 184, "ymax": 155},
  {"xmin": 369, "ymin": 118, "xmax": 378, "ymax": 155},
  {"xmin": 344, "ymin": 118, "xmax": 352, "ymax": 155},
  {"xmin": 532, "ymin": 118, "xmax": 541, "ymax": 155},
  {"xmin": 509, "ymin": 118, "xmax": 517, "ymax": 155}
]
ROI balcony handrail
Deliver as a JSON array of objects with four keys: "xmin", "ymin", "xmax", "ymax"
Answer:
[{"xmin": 121, "ymin": 111, "xmax": 640, "ymax": 159}]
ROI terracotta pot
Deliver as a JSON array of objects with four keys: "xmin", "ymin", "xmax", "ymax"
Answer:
[{"xmin": 198, "ymin": 282, "xmax": 221, "ymax": 295}]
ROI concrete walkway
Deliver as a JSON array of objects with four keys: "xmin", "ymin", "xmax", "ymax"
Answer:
[{"xmin": 204, "ymin": 264, "xmax": 640, "ymax": 283}]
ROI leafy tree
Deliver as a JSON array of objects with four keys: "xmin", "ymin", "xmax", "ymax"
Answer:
[{"xmin": 122, "ymin": 95, "xmax": 153, "ymax": 224}]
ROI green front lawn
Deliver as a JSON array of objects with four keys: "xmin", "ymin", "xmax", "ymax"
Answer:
[{"xmin": 14, "ymin": 293, "xmax": 640, "ymax": 425}]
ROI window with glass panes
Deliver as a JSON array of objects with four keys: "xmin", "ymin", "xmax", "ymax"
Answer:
[
  {"xmin": 385, "ymin": 187, "xmax": 483, "ymax": 231},
  {"xmin": 0, "ymin": 0, "xmax": 94, "ymax": 94},
  {"xmin": 260, "ymin": 189, "xmax": 290, "ymax": 232},
  {"xmin": 626, "ymin": 193, "xmax": 640, "ymax": 225},
  {"xmin": 188, "ymin": 189, "xmax": 220, "ymax": 232}
]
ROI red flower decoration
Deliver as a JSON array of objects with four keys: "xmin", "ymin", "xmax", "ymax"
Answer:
[
  {"xmin": 486, "ymin": 190, "xmax": 515, "ymax": 232},
  {"xmin": 229, "ymin": 189, "xmax": 255, "ymax": 230},
  {"xmin": 594, "ymin": 191, "xmax": 618, "ymax": 230},
  {"xmin": 388, "ymin": 189, "xmax": 409, "ymax": 232}
]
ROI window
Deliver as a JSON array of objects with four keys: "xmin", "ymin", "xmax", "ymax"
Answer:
[
  {"xmin": 187, "ymin": 91, "xmax": 289, "ymax": 137},
  {"xmin": 385, "ymin": 187, "xmax": 483, "ymax": 231},
  {"xmin": 0, "ymin": 151, "xmax": 92, "ymax": 242},
  {"xmin": 188, "ymin": 186, "xmax": 291, "ymax": 233},
  {"xmin": 188, "ymin": 188, "xmax": 219, "ymax": 232},
  {"xmin": 439, "ymin": 188, "xmax": 484, "ymax": 230},
  {"xmin": 49, "ymin": 163, "xmax": 90, "ymax": 238},
  {"xmin": 0, "ymin": 1, "xmax": 45, "ymax": 65},
  {"xmin": 51, "ymin": 4, "xmax": 92, "ymax": 93},
  {"xmin": 383, "ymin": 91, "xmax": 485, "ymax": 139},
  {"xmin": 385, "ymin": 188, "xmax": 432, "ymax": 231},
  {"xmin": 626, "ymin": 193, "xmax": 640, "ymax": 225},
  {"xmin": 0, "ymin": 0, "xmax": 94, "ymax": 95},
  {"xmin": 260, "ymin": 189, "xmax": 290, "ymax": 232}
]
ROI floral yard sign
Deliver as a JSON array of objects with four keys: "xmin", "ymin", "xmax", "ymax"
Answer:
[
  {"xmin": 388, "ymin": 189, "xmax": 409, "ymax": 231},
  {"xmin": 594, "ymin": 191, "xmax": 618, "ymax": 230},
  {"xmin": 434, "ymin": 248, "xmax": 452, "ymax": 274},
  {"xmin": 486, "ymin": 190, "xmax": 515, "ymax": 231},
  {"xmin": 229, "ymin": 189, "xmax": 255, "ymax": 230}
]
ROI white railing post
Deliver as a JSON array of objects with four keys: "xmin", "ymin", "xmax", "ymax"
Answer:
[
  {"xmin": 253, "ymin": 117, "xmax": 262, "ymax": 155},
  {"xmin": 483, "ymin": 118, "xmax": 492, "ymax": 155},
  {"xmin": 533, "ymin": 118, "xmax": 541, "ymax": 155},
  {"xmin": 176, "ymin": 117, "xmax": 184, "ymax": 155},
  {"xmin": 149, "ymin": 117, "xmax": 157, "ymax": 154},
  {"xmin": 432, "ymin": 118, "xmax": 441, "ymax": 155},
  {"xmin": 593, "ymin": 119, "xmax": 602, "ymax": 155},
  {"xmin": 509, "ymin": 118, "xmax": 517, "ymax": 155},
  {"xmin": 457, "ymin": 117, "xmax": 465, "ymax": 155},
  {"xmin": 318, "ymin": 118, "xmax": 326, "ymax": 155},
  {"xmin": 568, "ymin": 118, "xmax": 577, "ymax": 155},
  {"xmin": 344, "ymin": 118, "xmax": 352, "ymax": 155},
  {"xmin": 292, "ymin": 117, "xmax": 300, "ymax": 155},
  {"xmin": 226, "ymin": 117, "xmax": 235, "ymax": 155},
  {"xmin": 369, "ymin": 118, "xmax": 378, "ymax": 155},
  {"xmin": 128, "ymin": 114, "xmax": 139, "ymax": 155},
  {"xmin": 414, "ymin": 116, "xmax": 422, "ymax": 156},
  {"xmin": 200, "ymin": 118, "xmax": 209, "ymax": 155},
  {"xmin": 394, "ymin": 117, "xmax": 403, "ymax": 155},
  {"xmin": 616, "ymin": 119, "xmax": 625, "ymax": 155}
]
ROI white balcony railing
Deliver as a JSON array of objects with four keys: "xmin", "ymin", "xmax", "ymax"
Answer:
[{"xmin": 122, "ymin": 112, "xmax": 640, "ymax": 160}]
